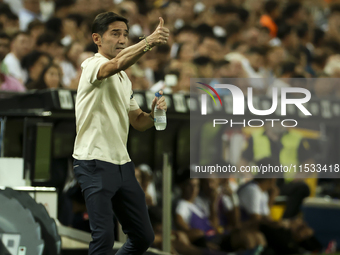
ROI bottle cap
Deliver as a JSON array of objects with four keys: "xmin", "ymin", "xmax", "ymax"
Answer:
[{"xmin": 155, "ymin": 92, "xmax": 161, "ymax": 98}]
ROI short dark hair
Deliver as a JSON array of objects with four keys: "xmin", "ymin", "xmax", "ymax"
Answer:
[
  {"xmin": 92, "ymin": 12, "xmax": 129, "ymax": 36},
  {"xmin": 277, "ymin": 24, "xmax": 293, "ymax": 40},
  {"xmin": 27, "ymin": 63, "xmax": 62, "ymax": 90},
  {"xmin": 66, "ymin": 13, "xmax": 85, "ymax": 28},
  {"xmin": 45, "ymin": 17, "xmax": 63, "ymax": 37},
  {"xmin": 193, "ymin": 56, "xmax": 212, "ymax": 66},
  {"xmin": 0, "ymin": 32, "xmax": 10, "ymax": 41},
  {"xmin": 27, "ymin": 19, "xmax": 44, "ymax": 33},
  {"xmin": 281, "ymin": 61, "xmax": 296, "ymax": 75},
  {"xmin": 11, "ymin": 31, "xmax": 30, "ymax": 42},
  {"xmin": 297, "ymin": 23, "xmax": 308, "ymax": 38},
  {"xmin": 55, "ymin": 0, "xmax": 76, "ymax": 11},
  {"xmin": 248, "ymin": 46, "xmax": 267, "ymax": 56},
  {"xmin": 214, "ymin": 4, "xmax": 239, "ymax": 15},
  {"xmin": 174, "ymin": 25, "xmax": 197, "ymax": 37},
  {"xmin": 36, "ymin": 32, "xmax": 58, "ymax": 47},
  {"xmin": 265, "ymin": 1, "xmax": 279, "ymax": 14},
  {"xmin": 330, "ymin": 3, "xmax": 340, "ymax": 15},
  {"xmin": 21, "ymin": 50, "xmax": 51, "ymax": 70},
  {"xmin": 283, "ymin": 2, "xmax": 302, "ymax": 19}
]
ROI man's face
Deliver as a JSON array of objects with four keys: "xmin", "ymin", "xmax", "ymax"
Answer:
[
  {"xmin": 247, "ymin": 53, "xmax": 265, "ymax": 71},
  {"xmin": 24, "ymin": 0, "xmax": 40, "ymax": 14},
  {"xmin": 202, "ymin": 178, "xmax": 219, "ymax": 195},
  {"xmin": 94, "ymin": 21, "xmax": 128, "ymax": 59},
  {"xmin": 68, "ymin": 42, "xmax": 85, "ymax": 65},
  {"xmin": 30, "ymin": 55, "xmax": 50, "ymax": 81},
  {"xmin": 0, "ymin": 38, "xmax": 10, "ymax": 61},
  {"xmin": 182, "ymin": 178, "xmax": 200, "ymax": 200},
  {"xmin": 12, "ymin": 34, "xmax": 31, "ymax": 59}
]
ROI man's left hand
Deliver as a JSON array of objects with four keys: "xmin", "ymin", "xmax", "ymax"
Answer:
[{"xmin": 151, "ymin": 90, "xmax": 167, "ymax": 117}]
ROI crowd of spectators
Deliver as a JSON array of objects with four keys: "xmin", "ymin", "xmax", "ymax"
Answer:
[
  {"xmin": 134, "ymin": 162, "xmax": 325, "ymax": 255},
  {"xmin": 0, "ymin": 0, "xmax": 340, "ymax": 98}
]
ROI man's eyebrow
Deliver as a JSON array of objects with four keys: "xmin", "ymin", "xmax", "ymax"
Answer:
[{"xmin": 111, "ymin": 29, "xmax": 129, "ymax": 33}]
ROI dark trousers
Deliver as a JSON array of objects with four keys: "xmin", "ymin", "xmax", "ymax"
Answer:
[{"xmin": 73, "ymin": 159, "xmax": 155, "ymax": 255}]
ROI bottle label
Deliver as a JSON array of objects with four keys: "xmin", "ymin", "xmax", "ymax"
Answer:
[{"xmin": 155, "ymin": 116, "xmax": 166, "ymax": 123}]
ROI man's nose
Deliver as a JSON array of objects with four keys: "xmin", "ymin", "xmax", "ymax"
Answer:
[{"xmin": 118, "ymin": 35, "xmax": 126, "ymax": 44}]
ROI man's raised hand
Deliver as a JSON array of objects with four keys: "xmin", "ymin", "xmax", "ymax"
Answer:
[{"xmin": 147, "ymin": 17, "xmax": 170, "ymax": 47}]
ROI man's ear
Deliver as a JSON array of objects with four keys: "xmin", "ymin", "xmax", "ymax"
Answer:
[{"xmin": 92, "ymin": 33, "xmax": 101, "ymax": 47}]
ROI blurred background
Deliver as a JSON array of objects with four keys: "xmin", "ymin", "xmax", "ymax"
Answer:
[{"xmin": 1, "ymin": 0, "xmax": 340, "ymax": 254}]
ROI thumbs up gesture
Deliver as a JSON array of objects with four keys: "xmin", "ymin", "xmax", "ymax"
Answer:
[{"xmin": 147, "ymin": 17, "xmax": 170, "ymax": 48}]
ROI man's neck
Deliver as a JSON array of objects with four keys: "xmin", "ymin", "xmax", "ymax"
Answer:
[
  {"xmin": 12, "ymin": 51, "xmax": 21, "ymax": 61},
  {"xmin": 183, "ymin": 196, "xmax": 196, "ymax": 203},
  {"xmin": 98, "ymin": 51, "xmax": 112, "ymax": 60}
]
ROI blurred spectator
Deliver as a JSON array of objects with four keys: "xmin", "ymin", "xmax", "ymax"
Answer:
[
  {"xmin": 148, "ymin": 206, "xmax": 227, "ymax": 255},
  {"xmin": 68, "ymin": 51, "xmax": 94, "ymax": 90},
  {"xmin": 238, "ymin": 163, "xmax": 322, "ymax": 254},
  {"xmin": 282, "ymin": 2, "xmax": 306, "ymax": 26},
  {"xmin": 276, "ymin": 24, "xmax": 299, "ymax": 55},
  {"xmin": 3, "ymin": 31, "xmax": 31, "ymax": 83},
  {"xmin": 55, "ymin": 0, "xmax": 77, "ymax": 19},
  {"xmin": 197, "ymin": 178, "xmax": 267, "ymax": 249},
  {"xmin": 45, "ymin": 17, "xmax": 64, "ymax": 40},
  {"xmin": 198, "ymin": 35, "xmax": 224, "ymax": 62},
  {"xmin": 22, "ymin": 50, "xmax": 51, "ymax": 87},
  {"xmin": 0, "ymin": 6, "xmax": 20, "ymax": 36},
  {"xmin": 175, "ymin": 170, "xmax": 262, "ymax": 253},
  {"xmin": 3, "ymin": 0, "xmax": 22, "ymax": 15},
  {"xmin": 27, "ymin": 62, "xmax": 63, "ymax": 89},
  {"xmin": 239, "ymin": 123, "xmax": 313, "ymax": 219},
  {"xmin": 36, "ymin": 31, "xmax": 62, "ymax": 60},
  {"xmin": 0, "ymin": 32, "xmax": 10, "ymax": 74},
  {"xmin": 264, "ymin": 46, "xmax": 286, "ymax": 78},
  {"xmin": 138, "ymin": 164, "xmax": 157, "ymax": 206},
  {"xmin": 0, "ymin": 71, "xmax": 26, "ymax": 92},
  {"xmin": 260, "ymin": 1, "xmax": 280, "ymax": 38},
  {"xmin": 266, "ymin": 61, "xmax": 296, "ymax": 96},
  {"xmin": 19, "ymin": 0, "xmax": 43, "ymax": 31},
  {"xmin": 173, "ymin": 63, "xmax": 198, "ymax": 93},
  {"xmin": 193, "ymin": 56, "xmax": 214, "ymax": 78},
  {"xmin": 27, "ymin": 19, "xmax": 45, "ymax": 46},
  {"xmin": 62, "ymin": 14, "xmax": 87, "ymax": 46},
  {"xmin": 60, "ymin": 41, "xmax": 85, "ymax": 87}
]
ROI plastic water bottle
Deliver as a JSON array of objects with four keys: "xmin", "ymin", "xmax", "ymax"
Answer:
[{"xmin": 154, "ymin": 92, "xmax": 167, "ymax": 130}]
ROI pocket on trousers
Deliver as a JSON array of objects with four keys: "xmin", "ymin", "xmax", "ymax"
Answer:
[
  {"xmin": 82, "ymin": 160, "xmax": 97, "ymax": 173},
  {"xmin": 73, "ymin": 159, "xmax": 97, "ymax": 174}
]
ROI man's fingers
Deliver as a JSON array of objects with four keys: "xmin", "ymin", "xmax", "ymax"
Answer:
[{"xmin": 158, "ymin": 17, "xmax": 164, "ymax": 28}]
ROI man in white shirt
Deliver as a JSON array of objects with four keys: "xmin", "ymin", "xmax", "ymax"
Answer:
[
  {"xmin": 238, "ymin": 179, "xmax": 273, "ymax": 221},
  {"xmin": 19, "ymin": 0, "xmax": 43, "ymax": 31},
  {"xmin": 72, "ymin": 12, "xmax": 169, "ymax": 255},
  {"xmin": 3, "ymin": 32, "xmax": 31, "ymax": 84}
]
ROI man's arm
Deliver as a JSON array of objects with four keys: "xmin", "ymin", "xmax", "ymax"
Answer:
[
  {"xmin": 175, "ymin": 214, "xmax": 205, "ymax": 242},
  {"xmin": 128, "ymin": 91, "xmax": 167, "ymax": 132},
  {"xmin": 97, "ymin": 17, "xmax": 169, "ymax": 80},
  {"xmin": 128, "ymin": 109, "xmax": 154, "ymax": 132}
]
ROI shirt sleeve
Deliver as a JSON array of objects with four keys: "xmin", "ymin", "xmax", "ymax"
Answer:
[
  {"xmin": 82, "ymin": 57, "xmax": 109, "ymax": 87},
  {"xmin": 221, "ymin": 195, "xmax": 234, "ymax": 211},
  {"xmin": 176, "ymin": 201, "xmax": 191, "ymax": 225},
  {"xmin": 129, "ymin": 90, "xmax": 140, "ymax": 111},
  {"xmin": 239, "ymin": 185, "xmax": 261, "ymax": 215}
]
